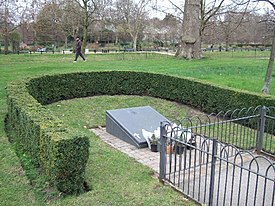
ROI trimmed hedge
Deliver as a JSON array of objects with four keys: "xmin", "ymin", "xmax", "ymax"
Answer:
[
  {"xmin": 5, "ymin": 79, "xmax": 89, "ymax": 194},
  {"xmin": 5, "ymin": 71, "xmax": 275, "ymax": 194},
  {"xmin": 28, "ymin": 71, "xmax": 275, "ymax": 111}
]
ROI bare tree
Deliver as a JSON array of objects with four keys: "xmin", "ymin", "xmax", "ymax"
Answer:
[
  {"xmin": 29, "ymin": 0, "xmax": 43, "ymax": 49},
  {"xmin": 60, "ymin": 0, "xmax": 83, "ymax": 48},
  {"xmin": 175, "ymin": 0, "xmax": 202, "ymax": 59},
  {"xmin": 113, "ymin": 0, "xmax": 150, "ymax": 51},
  {"xmin": 156, "ymin": 0, "xmax": 268, "ymax": 60},
  {"xmin": 218, "ymin": 9, "xmax": 250, "ymax": 51},
  {"xmin": 225, "ymin": 1, "xmax": 274, "ymax": 94},
  {"xmin": 34, "ymin": 1, "xmax": 65, "ymax": 47},
  {"xmin": 154, "ymin": 14, "xmax": 182, "ymax": 49},
  {"xmin": 0, "ymin": 0, "xmax": 29, "ymax": 54},
  {"xmin": 260, "ymin": 1, "xmax": 275, "ymax": 94},
  {"xmin": 73, "ymin": 0, "xmax": 103, "ymax": 53},
  {"xmin": 152, "ymin": 0, "xmax": 184, "ymax": 22},
  {"xmin": 171, "ymin": 0, "xmax": 227, "ymax": 59}
]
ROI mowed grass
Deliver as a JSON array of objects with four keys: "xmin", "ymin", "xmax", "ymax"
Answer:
[
  {"xmin": 0, "ymin": 51, "xmax": 272, "ymax": 205},
  {"xmin": 47, "ymin": 95, "xmax": 200, "ymax": 205},
  {"xmin": 46, "ymin": 95, "xmax": 201, "ymax": 129}
]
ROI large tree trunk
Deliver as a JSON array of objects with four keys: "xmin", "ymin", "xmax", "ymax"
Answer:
[
  {"xmin": 175, "ymin": 0, "xmax": 202, "ymax": 59},
  {"xmin": 262, "ymin": 26, "xmax": 275, "ymax": 94}
]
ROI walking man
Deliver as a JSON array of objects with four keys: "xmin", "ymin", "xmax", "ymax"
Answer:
[{"xmin": 74, "ymin": 36, "xmax": 86, "ymax": 62}]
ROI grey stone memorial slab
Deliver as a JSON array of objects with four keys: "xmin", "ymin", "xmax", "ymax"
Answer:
[{"xmin": 106, "ymin": 106, "xmax": 169, "ymax": 148}]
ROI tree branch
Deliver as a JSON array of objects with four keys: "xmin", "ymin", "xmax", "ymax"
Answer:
[{"xmin": 255, "ymin": 0, "xmax": 275, "ymax": 10}]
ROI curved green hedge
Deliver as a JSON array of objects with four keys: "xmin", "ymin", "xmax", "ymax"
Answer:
[
  {"xmin": 5, "ymin": 71, "xmax": 275, "ymax": 194},
  {"xmin": 5, "ymin": 78, "xmax": 89, "ymax": 194},
  {"xmin": 28, "ymin": 71, "xmax": 275, "ymax": 111}
]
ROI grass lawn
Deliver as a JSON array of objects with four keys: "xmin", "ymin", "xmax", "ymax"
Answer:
[{"xmin": 0, "ymin": 51, "xmax": 272, "ymax": 205}]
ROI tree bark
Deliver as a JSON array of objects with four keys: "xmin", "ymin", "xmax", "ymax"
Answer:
[
  {"xmin": 175, "ymin": 0, "xmax": 202, "ymax": 59},
  {"xmin": 64, "ymin": 36, "xmax": 68, "ymax": 48},
  {"xmin": 82, "ymin": 10, "xmax": 89, "ymax": 54},
  {"xmin": 133, "ymin": 35, "xmax": 137, "ymax": 51},
  {"xmin": 225, "ymin": 34, "xmax": 230, "ymax": 51},
  {"xmin": 262, "ymin": 26, "xmax": 275, "ymax": 94},
  {"xmin": 82, "ymin": 24, "xmax": 88, "ymax": 53},
  {"xmin": 4, "ymin": 28, "xmax": 9, "ymax": 55},
  {"xmin": 4, "ymin": 6, "xmax": 9, "ymax": 55}
]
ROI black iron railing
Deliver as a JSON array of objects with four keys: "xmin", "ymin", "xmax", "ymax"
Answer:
[{"xmin": 159, "ymin": 106, "xmax": 275, "ymax": 206}]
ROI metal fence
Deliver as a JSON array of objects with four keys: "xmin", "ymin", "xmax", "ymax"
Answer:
[{"xmin": 159, "ymin": 106, "xmax": 275, "ymax": 206}]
